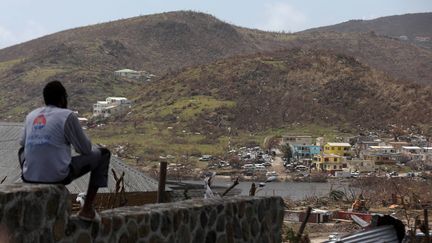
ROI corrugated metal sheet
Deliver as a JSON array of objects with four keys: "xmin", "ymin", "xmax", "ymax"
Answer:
[
  {"xmin": 336, "ymin": 211, "xmax": 373, "ymax": 223},
  {"xmin": 325, "ymin": 225, "xmax": 399, "ymax": 243},
  {"xmin": 0, "ymin": 122, "xmax": 165, "ymax": 194},
  {"xmin": 0, "ymin": 122, "xmax": 24, "ymax": 184}
]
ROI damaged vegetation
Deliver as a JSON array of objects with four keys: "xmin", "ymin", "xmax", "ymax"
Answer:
[{"xmin": 88, "ymin": 48, "xmax": 432, "ymax": 162}]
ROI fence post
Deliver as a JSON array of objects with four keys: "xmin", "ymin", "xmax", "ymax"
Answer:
[
  {"xmin": 425, "ymin": 208, "xmax": 430, "ymax": 242},
  {"xmin": 297, "ymin": 207, "xmax": 312, "ymax": 239},
  {"xmin": 157, "ymin": 161, "xmax": 167, "ymax": 203}
]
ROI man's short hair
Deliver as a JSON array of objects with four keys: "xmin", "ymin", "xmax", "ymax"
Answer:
[{"xmin": 43, "ymin": 81, "xmax": 67, "ymax": 106}]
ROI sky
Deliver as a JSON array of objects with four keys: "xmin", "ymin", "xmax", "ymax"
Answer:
[{"xmin": 0, "ymin": 0, "xmax": 431, "ymax": 49}]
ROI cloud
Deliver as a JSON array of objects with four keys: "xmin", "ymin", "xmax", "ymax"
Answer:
[
  {"xmin": 0, "ymin": 21, "xmax": 48, "ymax": 49},
  {"xmin": 257, "ymin": 2, "xmax": 307, "ymax": 33}
]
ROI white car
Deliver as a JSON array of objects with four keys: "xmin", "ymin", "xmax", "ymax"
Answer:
[
  {"xmin": 199, "ymin": 155, "xmax": 213, "ymax": 161},
  {"xmin": 255, "ymin": 164, "xmax": 267, "ymax": 172},
  {"xmin": 350, "ymin": 171, "xmax": 360, "ymax": 177},
  {"xmin": 295, "ymin": 165, "xmax": 308, "ymax": 171},
  {"xmin": 242, "ymin": 164, "xmax": 255, "ymax": 169}
]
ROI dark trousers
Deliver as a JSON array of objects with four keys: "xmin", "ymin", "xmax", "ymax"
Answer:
[{"xmin": 19, "ymin": 147, "xmax": 110, "ymax": 188}]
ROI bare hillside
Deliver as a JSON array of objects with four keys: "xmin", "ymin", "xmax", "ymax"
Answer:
[{"xmin": 0, "ymin": 11, "xmax": 430, "ymax": 123}]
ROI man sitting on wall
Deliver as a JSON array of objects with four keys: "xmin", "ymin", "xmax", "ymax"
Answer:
[{"xmin": 18, "ymin": 80, "xmax": 110, "ymax": 222}]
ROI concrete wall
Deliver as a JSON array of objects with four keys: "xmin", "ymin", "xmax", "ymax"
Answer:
[{"xmin": 0, "ymin": 184, "xmax": 284, "ymax": 243}]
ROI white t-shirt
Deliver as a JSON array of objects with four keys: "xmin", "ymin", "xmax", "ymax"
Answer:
[{"xmin": 20, "ymin": 106, "xmax": 92, "ymax": 182}]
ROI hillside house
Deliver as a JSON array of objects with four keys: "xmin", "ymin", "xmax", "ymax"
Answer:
[
  {"xmin": 359, "ymin": 145, "xmax": 396, "ymax": 160},
  {"xmin": 401, "ymin": 146, "xmax": 429, "ymax": 161},
  {"xmin": 114, "ymin": 69, "xmax": 155, "ymax": 81},
  {"xmin": 313, "ymin": 154, "xmax": 347, "ymax": 172},
  {"xmin": 93, "ymin": 97, "xmax": 131, "ymax": 118},
  {"xmin": 401, "ymin": 146, "xmax": 422, "ymax": 154},
  {"xmin": 346, "ymin": 159, "xmax": 375, "ymax": 172},
  {"xmin": 399, "ymin": 35, "xmax": 409, "ymax": 41},
  {"xmin": 419, "ymin": 147, "xmax": 432, "ymax": 161},
  {"xmin": 360, "ymin": 145, "xmax": 401, "ymax": 164},
  {"xmin": 415, "ymin": 36, "xmax": 431, "ymax": 42},
  {"xmin": 315, "ymin": 137, "xmax": 325, "ymax": 146},
  {"xmin": 422, "ymin": 147, "xmax": 432, "ymax": 154},
  {"xmin": 388, "ymin": 141, "xmax": 410, "ymax": 152},
  {"xmin": 292, "ymin": 144, "xmax": 321, "ymax": 159},
  {"xmin": 355, "ymin": 140, "xmax": 381, "ymax": 151},
  {"xmin": 323, "ymin": 142, "xmax": 352, "ymax": 157},
  {"xmin": 368, "ymin": 145, "xmax": 396, "ymax": 154},
  {"xmin": 363, "ymin": 153, "xmax": 400, "ymax": 165},
  {"xmin": 407, "ymin": 135, "xmax": 429, "ymax": 147}
]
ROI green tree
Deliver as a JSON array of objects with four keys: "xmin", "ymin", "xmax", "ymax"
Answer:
[{"xmin": 281, "ymin": 143, "xmax": 293, "ymax": 161}]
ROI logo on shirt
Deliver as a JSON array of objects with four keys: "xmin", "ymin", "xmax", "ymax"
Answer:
[{"xmin": 33, "ymin": 114, "xmax": 46, "ymax": 130}]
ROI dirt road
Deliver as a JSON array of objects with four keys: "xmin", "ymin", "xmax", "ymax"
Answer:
[{"xmin": 272, "ymin": 156, "xmax": 286, "ymax": 175}]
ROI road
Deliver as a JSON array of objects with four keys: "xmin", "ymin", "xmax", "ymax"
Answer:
[
  {"xmin": 270, "ymin": 149, "xmax": 291, "ymax": 181},
  {"xmin": 272, "ymin": 155, "xmax": 286, "ymax": 175}
]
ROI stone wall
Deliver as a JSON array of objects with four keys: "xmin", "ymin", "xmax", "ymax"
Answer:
[
  {"xmin": 0, "ymin": 184, "xmax": 70, "ymax": 242},
  {"xmin": 0, "ymin": 184, "xmax": 284, "ymax": 243}
]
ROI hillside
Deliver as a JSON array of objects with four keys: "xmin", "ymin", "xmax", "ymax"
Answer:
[
  {"xmin": 278, "ymin": 31, "xmax": 432, "ymax": 84},
  {"xmin": 0, "ymin": 11, "xmax": 431, "ymax": 122},
  {"xmin": 0, "ymin": 11, "xmax": 293, "ymax": 121},
  {"xmin": 133, "ymin": 48, "xmax": 432, "ymax": 130},
  {"xmin": 0, "ymin": 11, "xmax": 273, "ymax": 74},
  {"xmin": 88, "ymin": 49, "xmax": 432, "ymax": 159},
  {"xmin": 302, "ymin": 12, "xmax": 432, "ymax": 49}
]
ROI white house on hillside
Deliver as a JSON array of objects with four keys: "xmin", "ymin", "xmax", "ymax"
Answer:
[
  {"xmin": 114, "ymin": 69, "xmax": 155, "ymax": 81},
  {"xmin": 93, "ymin": 97, "xmax": 132, "ymax": 118}
]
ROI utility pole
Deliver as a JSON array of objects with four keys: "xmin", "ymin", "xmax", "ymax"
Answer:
[
  {"xmin": 297, "ymin": 207, "xmax": 312, "ymax": 239},
  {"xmin": 425, "ymin": 208, "xmax": 430, "ymax": 242},
  {"xmin": 228, "ymin": 127, "xmax": 232, "ymax": 151}
]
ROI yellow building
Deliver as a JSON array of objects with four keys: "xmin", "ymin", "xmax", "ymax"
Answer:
[
  {"xmin": 323, "ymin": 143, "xmax": 352, "ymax": 157},
  {"xmin": 313, "ymin": 154, "xmax": 347, "ymax": 172}
]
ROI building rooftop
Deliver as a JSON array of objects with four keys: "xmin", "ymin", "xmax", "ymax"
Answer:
[
  {"xmin": 326, "ymin": 142, "xmax": 351, "ymax": 147},
  {"xmin": 114, "ymin": 69, "xmax": 138, "ymax": 73},
  {"xmin": 317, "ymin": 154, "xmax": 344, "ymax": 158},
  {"xmin": 388, "ymin": 141, "xmax": 410, "ymax": 145},
  {"xmin": 0, "ymin": 122, "xmax": 164, "ymax": 194},
  {"xmin": 358, "ymin": 141, "xmax": 380, "ymax": 144},
  {"xmin": 369, "ymin": 146, "xmax": 394, "ymax": 149},
  {"xmin": 402, "ymin": 146, "xmax": 422, "ymax": 150}
]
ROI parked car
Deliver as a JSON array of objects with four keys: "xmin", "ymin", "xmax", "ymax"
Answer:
[
  {"xmin": 263, "ymin": 162, "xmax": 272, "ymax": 167},
  {"xmin": 284, "ymin": 164, "xmax": 294, "ymax": 171},
  {"xmin": 242, "ymin": 164, "xmax": 255, "ymax": 169},
  {"xmin": 199, "ymin": 155, "xmax": 213, "ymax": 161},
  {"xmin": 350, "ymin": 171, "xmax": 360, "ymax": 177},
  {"xmin": 335, "ymin": 171, "xmax": 351, "ymax": 178},
  {"xmin": 222, "ymin": 161, "xmax": 230, "ymax": 167},
  {"xmin": 295, "ymin": 165, "xmax": 308, "ymax": 171},
  {"xmin": 255, "ymin": 164, "xmax": 267, "ymax": 172},
  {"xmin": 266, "ymin": 171, "xmax": 278, "ymax": 177},
  {"xmin": 387, "ymin": 171, "xmax": 398, "ymax": 177}
]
